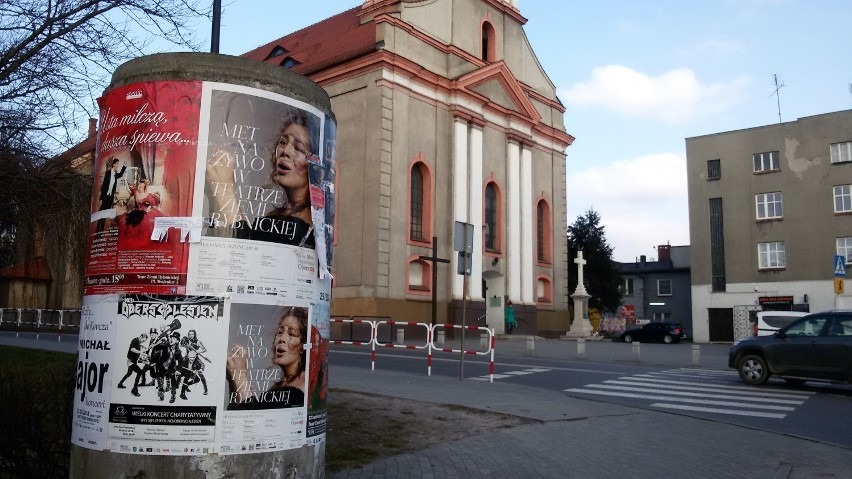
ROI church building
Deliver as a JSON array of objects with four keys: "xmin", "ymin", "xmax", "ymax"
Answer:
[{"xmin": 243, "ymin": 0, "xmax": 574, "ymax": 334}]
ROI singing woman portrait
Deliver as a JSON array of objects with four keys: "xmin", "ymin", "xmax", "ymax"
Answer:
[
  {"xmin": 226, "ymin": 306, "xmax": 308, "ymax": 410},
  {"xmin": 206, "ymin": 109, "xmax": 319, "ymax": 248}
]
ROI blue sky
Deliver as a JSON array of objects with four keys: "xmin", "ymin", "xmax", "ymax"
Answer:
[{"xmin": 207, "ymin": 0, "xmax": 852, "ymax": 262}]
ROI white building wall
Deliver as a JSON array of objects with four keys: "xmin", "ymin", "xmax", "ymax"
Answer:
[
  {"xmin": 452, "ymin": 119, "xmax": 469, "ymax": 299},
  {"xmin": 691, "ymin": 280, "xmax": 843, "ymax": 342}
]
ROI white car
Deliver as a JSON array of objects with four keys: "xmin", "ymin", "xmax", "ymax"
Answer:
[{"xmin": 754, "ymin": 311, "xmax": 808, "ymax": 336}]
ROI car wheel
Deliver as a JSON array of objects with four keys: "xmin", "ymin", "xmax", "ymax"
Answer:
[
  {"xmin": 663, "ymin": 334, "xmax": 673, "ymax": 344},
  {"xmin": 783, "ymin": 378, "xmax": 806, "ymax": 386},
  {"xmin": 738, "ymin": 354, "xmax": 770, "ymax": 385},
  {"xmin": 623, "ymin": 334, "xmax": 633, "ymax": 343}
]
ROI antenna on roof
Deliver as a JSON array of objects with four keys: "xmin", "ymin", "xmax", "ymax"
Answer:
[{"xmin": 771, "ymin": 74, "xmax": 785, "ymax": 123}]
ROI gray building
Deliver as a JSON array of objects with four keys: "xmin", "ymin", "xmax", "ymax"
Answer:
[
  {"xmin": 617, "ymin": 244, "xmax": 693, "ymax": 336},
  {"xmin": 686, "ymin": 109, "xmax": 852, "ymax": 343}
]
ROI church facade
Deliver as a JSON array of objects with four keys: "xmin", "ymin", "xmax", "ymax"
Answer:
[{"xmin": 243, "ymin": 0, "xmax": 574, "ymax": 334}]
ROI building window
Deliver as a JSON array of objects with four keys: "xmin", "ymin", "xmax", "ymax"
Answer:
[
  {"xmin": 536, "ymin": 276, "xmax": 552, "ymax": 304},
  {"xmin": 834, "ymin": 185, "xmax": 852, "ymax": 213},
  {"xmin": 755, "ymin": 192, "xmax": 783, "ymax": 220},
  {"xmin": 653, "ymin": 312, "xmax": 672, "ymax": 322},
  {"xmin": 408, "ymin": 159, "xmax": 433, "ymax": 244},
  {"xmin": 758, "ymin": 242, "xmax": 786, "ymax": 269},
  {"xmin": 837, "ymin": 237, "xmax": 852, "ymax": 264},
  {"xmin": 481, "ymin": 21, "xmax": 496, "ymax": 62},
  {"xmin": 707, "ymin": 159, "xmax": 721, "ymax": 180},
  {"xmin": 709, "ymin": 198, "xmax": 726, "ymax": 291},
  {"xmin": 622, "ymin": 278, "xmax": 634, "ymax": 296},
  {"xmin": 657, "ymin": 279, "xmax": 672, "ymax": 296},
  {"xmin": 410, "ymin": 166, "xmax": 423, "ymax": 240},
  {"xmin": 406, "ymin": 257, "xmax": 431, "ymax": 295},
  {"xmin": 484, "ymin": 182, "xmax": 500, "ymax": 252},
  {"xmin": 831, "ymin": 141, "xmax": 852, "ymax": 164},
  {"xmin": 536, "ymin": 199, "xmax": 552, "ymax": 264},
  {"xmin": 753, "ymin": 151, "xmax": 779, "ymax": 173}
]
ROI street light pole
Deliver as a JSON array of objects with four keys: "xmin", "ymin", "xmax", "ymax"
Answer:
[{"xmin": 211, "ymin": 0, "xmax": 221, "ymax": 54}]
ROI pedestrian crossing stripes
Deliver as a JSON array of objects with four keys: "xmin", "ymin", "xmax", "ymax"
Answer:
[
  {"xmin": 471, "ymin": 368, "xmax": 550, "ymax": 381},
  {"xmin": 565, "ymin": 368, "xmax": 814, "ymax": 419}
]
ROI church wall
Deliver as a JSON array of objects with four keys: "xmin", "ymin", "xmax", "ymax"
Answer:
[{"xmin": 325, "ymin": 71, "xmax": 385, "ymax": 298}]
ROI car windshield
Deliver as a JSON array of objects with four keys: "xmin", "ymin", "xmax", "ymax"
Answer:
[{"xmin": 783, "ymin": 317, "xmax": 827, "ymax": 337}]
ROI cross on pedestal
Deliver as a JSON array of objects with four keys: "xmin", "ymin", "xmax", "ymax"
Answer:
[
  {"xmin": 574, "ymin": 251, "xmax": 587, "ymax": 294},
  {"xmin": 419, "ymin": 236, "xmax": 450, "ymax": 326}
]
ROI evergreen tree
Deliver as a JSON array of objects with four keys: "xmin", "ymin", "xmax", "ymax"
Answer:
[{"xmin": 567, "ymin": 209, "xmax": 622, "ymax": 313}]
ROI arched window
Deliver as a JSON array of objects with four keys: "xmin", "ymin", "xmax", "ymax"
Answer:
[
  {"xmin": 481, "ymin": 21, "xmax": 496, "ymax": 62},
  {"xmin": 406, "ymin": 257, "xmax": 431, "ymax": 295},
  {"xmin": 410, "ymin": 166, "xmax": 423, "ymax": 240},
  {"xmin": 536, "ymin": 198, "xmax": 552, "ymax": 264},
  {"xmin": 483, "ymin": 182, "xmax": 502, "ymax": 252},
  {"xmin": 536, "ymin": 276, "xmax": 553, "ymax": 305},
  {"xmin": 408, "ymin": 158, "xmax": 433, "ymax": 245}
]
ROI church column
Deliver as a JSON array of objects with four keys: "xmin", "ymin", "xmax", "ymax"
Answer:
[
  {"xmin": 507, "ymin": 140, "xmax": 521, "ymax": 301},
  {"xmin": 520, "ymin": 145, "xmax": 534, "ymax": 304},
  {"xmin": 469, "ymin": 124, "xmax": 484, "ymax": 301},
  {"xmin": 452, "ymin": 117, "xmax": 469, "ymax": 299}
]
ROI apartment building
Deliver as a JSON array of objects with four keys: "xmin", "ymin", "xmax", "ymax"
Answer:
[{"xmin": 686, "ymin": 109, "xmax": 852, "ymax": 342}]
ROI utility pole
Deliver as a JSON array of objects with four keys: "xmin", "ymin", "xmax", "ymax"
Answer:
[{"xmin": 211, "ymin": 0, "xmax": 221, "ymax": 54}]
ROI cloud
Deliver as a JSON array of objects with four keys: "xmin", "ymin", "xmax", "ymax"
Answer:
[
  {"xmin": 567, "ymin": 152, "xmax": 690, "ymax": 262},
  {"xmin": 560, "ymin": 65, "xmax": 750, "ymax": 123}
]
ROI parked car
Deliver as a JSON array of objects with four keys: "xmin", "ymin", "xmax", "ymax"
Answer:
[
  {"xmin": 619, "ymin": 322, "xmax": 685, "ymax": 344},
  {"xmin": 754, "ymin": 311, "xmax": 808, "ymax": 336},
  {"xmin": 729, "ymin": 311, "xmax": 852, "ymax": 386}
]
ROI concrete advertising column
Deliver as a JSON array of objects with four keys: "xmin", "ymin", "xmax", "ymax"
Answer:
[{"xmin": 70, "ymin": 53, "xmax": 335, "ymax": 477}]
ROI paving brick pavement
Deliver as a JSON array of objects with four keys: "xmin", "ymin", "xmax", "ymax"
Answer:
[{"xmin": 328, "ymin": 353, "xmax": 852, "ymax": 479}]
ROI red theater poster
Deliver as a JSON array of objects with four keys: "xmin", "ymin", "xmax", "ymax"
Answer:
[{"xmin": 85, "ymin": 81, "xmax": 202, "ymax": 295}]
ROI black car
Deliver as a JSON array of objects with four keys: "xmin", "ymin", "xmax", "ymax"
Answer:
[
  {"xmin": 728, "ymin": 311, "xmax": 852, "ymax": 386},
  {"xmin": 619, "ymin": 322, "xmax": 685, "ymax": 344}
]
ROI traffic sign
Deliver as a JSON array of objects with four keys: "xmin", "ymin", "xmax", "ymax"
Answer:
[
  {"xmin": 835, "ymin": 255, "xmax": 846, "ymax": 277},
  {"xmin": 836, "ymin": 277, "xmax": 845, "ymax": 295}
]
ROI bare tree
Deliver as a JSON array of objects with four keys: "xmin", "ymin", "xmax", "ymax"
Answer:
[{"xmin": 0, "ymin": 0, "xmax": 207, "ymax": 305}]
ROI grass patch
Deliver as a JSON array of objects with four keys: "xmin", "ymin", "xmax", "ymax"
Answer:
[
  {"xmin": 0, "ymin": 346, "xmax": 75, "ymax": 479},
  {"xmin": 0, "ymin": 346, "xmax": 532, "ymax": 476}
]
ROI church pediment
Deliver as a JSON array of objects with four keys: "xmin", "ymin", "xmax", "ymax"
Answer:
[{"xmin": 454, "ymin": 62, "xmax": 541, "ymax": 124}]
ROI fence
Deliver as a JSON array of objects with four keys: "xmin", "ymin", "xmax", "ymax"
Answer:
[
  {"xmin": 0, "ymin": 308, "xmax": 82, "ymax": 340},
  {"xmin": 330, "ymin": 316, "xmax": 496, "ymax": 382}
]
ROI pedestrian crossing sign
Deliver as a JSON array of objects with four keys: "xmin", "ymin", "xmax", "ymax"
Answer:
[{"xmin": 835, "ymin": 255, "xmax": 846, "ymax": 277}]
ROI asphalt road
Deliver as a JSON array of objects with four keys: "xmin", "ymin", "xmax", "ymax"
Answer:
[
  {"xmin": 329, "ymin": 337, "xmax": 852, "ymax": 449},
  {"xmin": 6, "ymin": 331, "xmax": 851, "ymax": 448}
]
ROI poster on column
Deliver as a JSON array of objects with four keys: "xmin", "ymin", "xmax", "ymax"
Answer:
[
  {"xmin": 187, "ymin": 82, "xmax": 334, "ymax": 300},
  {"xmin": 85, "ymin": 81, "xmax": 202, "ymax": 295},
  {"xmin": 71, "ymin": 295, "xmax": 119, "ymax": 450},
  {"xmin": 217, "ymin": 298, "xmax": 311, "ymax": 453},
  {"xmin": 306, "ymin": 284, "xmax": 331, "ymax": 444},
  {"xmin": 106, "ymin": 295, "xmax": 224, "ymax": 455}
]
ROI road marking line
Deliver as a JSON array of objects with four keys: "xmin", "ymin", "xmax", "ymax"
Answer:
[
  {"xmin": 564, "ymin": 388, "xmax": 795, "ymax": 411},
  {"xmin": 586, "ymin": 384, "xmax": 804, "ymax": 404},
  {"xmin": 604, "ymin": 379, "xmax": 811, "ymax": 400},
  {"xmin": 628, "ymin": 375, "xmax": 816, "ymax": 396},
  {"xmin": 650, "ymin": 403, "xmax": 787, "ymax": 419}
]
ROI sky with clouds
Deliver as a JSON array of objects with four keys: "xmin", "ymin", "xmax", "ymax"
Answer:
[{"xmin": 209, "ymin": 0, "xmax": 852, "ymax": 262}]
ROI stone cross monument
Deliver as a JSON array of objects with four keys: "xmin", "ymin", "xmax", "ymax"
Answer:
[{"xmin": 565, "ymin": 251, "xmax": 593, "ymax": 337}]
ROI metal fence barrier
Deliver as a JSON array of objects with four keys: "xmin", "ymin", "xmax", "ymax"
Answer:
[
  {"xmin": 329, "ymin": 316, "xmax": 496, "ymax": 381},
  {"xmin": 0, "ymin": 308, "xmax": 82, "ymax": 340}
]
